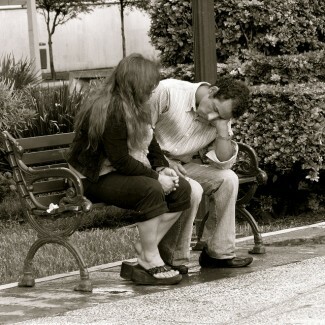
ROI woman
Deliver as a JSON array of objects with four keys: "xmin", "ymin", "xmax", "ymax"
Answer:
[{"xmin": 68, "ymin": 53, "xmax": 191, "ymax": 285}]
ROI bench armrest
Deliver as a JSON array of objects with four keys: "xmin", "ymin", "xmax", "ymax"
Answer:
[
  {"xmin": 16, "ymin": 159, "xmax": 92, "ymax": 215},
  {"xmin": 235, "ymin": 142, "xmax": 267, "ymax": 185}
]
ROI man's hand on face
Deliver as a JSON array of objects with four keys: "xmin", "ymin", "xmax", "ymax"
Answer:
[
  {"xmin": 196, "ymin": 86, "xmax": 234, "ymax": 131},
  {"xmin": 210, "ymin": 118, "xmax": 230, "ymax": 133}
]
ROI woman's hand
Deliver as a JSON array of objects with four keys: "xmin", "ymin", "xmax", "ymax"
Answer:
[
  {"xmin": 159, "ymin": 167, "xmax": 178, "ymax": 177},
  {"xmin": 158, "ymin": 173, "xmax": 179, "ymax": 195}
]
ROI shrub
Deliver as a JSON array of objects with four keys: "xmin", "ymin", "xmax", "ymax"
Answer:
[
  {"xmin": 233, "ymin": 82, "xmax": 325, "ymax": 182},
  {"xmin": 0, "ymin": 54, "xmax": 40, "ymax": 90},
  {"xmin": 160, "ymin": 64, "xmax": 195, "ymax": 81},
  {"xmin": 224, "ymin": 50, "xmax": 325, "ymax": 85},
  {"xmin": 24, "ymin": 84, "xmax": 83, "ymax": 137},
  {"xmin": 0, "ymin": 82, "xmax": 36, "ymax": 138},
  {"xmin": 149, "ymin": 0, "xmax": 325, "ymax": 66},
  {"xmin": 149, "ymin": 0, "xmax": 193, "ymax": 66},
  {"xmin": 0, "ymin": 173, "xmax": 24, "ymax": 223},
  {"xmin": 214, "ymin": 0, "xmax": 325, "ymax": 61}
]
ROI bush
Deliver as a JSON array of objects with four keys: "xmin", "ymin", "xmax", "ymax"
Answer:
[
  {"xmin": 0, "ymin": 82, "xmax": 36, "ymax": 138},
  {"xmin": 24, "ymin": 84, "xmax": 83, "ymax": 137},
  {"xmin": 160, "ymin": 64, "xmax": 195, "ymax": 81},
  {"xmin": 149, "ymin": 0, "xmax": 325, "ymax": 66},
  {"xmin": 233, "ymin": 82, "xmax": 325, "ymax": 182},
  {"xmin": 0, "ymin": 173, "xmax": 24, "ymax": 223},
  {"xmin": 160, "ymin": 50, "xmax": 325, "ymax": 87},
  {"xmin": 214, "ymin": 0, "xmax": 325, "ymax": 61},
  {"xmin": 149, "ymin": 0, "xmax": 193, "ymax": 66},
  {"xmin": 223, "ymin": 50, "xmax": 325, "ymax": 85},
  {"xmin": 0, "ymin": 54, "xmax": 40, "ymax": 90}
]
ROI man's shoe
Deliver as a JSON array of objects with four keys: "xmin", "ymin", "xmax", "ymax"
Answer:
[{"xmin": 199, "ymin": 247, "xmax": 253, "ymax": 268}]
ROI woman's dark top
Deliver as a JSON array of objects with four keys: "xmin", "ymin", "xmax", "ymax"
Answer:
[{"xmin": 68, "ymin": 115, "xmax": 169, "ymax": 183}]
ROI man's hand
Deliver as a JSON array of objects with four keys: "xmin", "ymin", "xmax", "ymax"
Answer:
[
  {"xmin": 210, "ymin": 118, "xmax": 230, "ymax": 134},
  {"xmin": 168, "ymin": 160, "xmax": 187, "ymax": 178}
]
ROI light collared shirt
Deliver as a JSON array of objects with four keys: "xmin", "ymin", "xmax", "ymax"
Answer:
[{"xmin": 149, "ymin": 78, "xmax": 238, "ymax": 170}]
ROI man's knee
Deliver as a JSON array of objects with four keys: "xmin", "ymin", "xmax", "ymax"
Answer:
[
  {"xmin": 188, "ymin": 178, "xmax": 203, "ymax": 206},
  {"xmin": 220, "ymin": 169, "xmax": 239, "ymax": 190}
]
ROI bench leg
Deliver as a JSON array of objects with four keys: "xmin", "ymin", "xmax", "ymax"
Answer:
[
  {"xmin": 236, "ymin": 205, "xmax": 266, "ymax": 254},
  {"xmin": 18, "ymin": 237, "xmax": 93, "ymax": 292},
  {"xmin": 192, "ymin": 195, "xmax": 266, "ymax": 254},
  {"xmin": 192, "ymin": 211, "xmax": 209, "ymax": 251}
]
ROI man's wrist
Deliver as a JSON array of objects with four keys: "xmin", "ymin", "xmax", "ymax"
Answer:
[{"xmin": 217, "ymin": 134, "xmax": 233, "ymax": 141}]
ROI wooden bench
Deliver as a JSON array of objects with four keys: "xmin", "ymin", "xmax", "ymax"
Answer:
[{"xmin": 0, "ymin": 131, "xmax": 267, "ymax": 292}]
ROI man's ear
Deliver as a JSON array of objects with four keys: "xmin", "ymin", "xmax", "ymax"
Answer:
[{"xmin": 208, "ymin": 86, "xmax": 219, "ymax": 96}]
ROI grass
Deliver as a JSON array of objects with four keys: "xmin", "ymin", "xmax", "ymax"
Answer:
[
  {"xmin": 236, "ymin": 211, "xmax": 325, "ymax": 238},
  {"xmin": 0, "ymin": 211, "xmax": 324, "ymax": 285},
  {"xmin": 0, "ymin": 222, "xmax": 139, "ymax": 285}
]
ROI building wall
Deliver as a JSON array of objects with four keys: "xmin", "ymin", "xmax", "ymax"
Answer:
[{"xmin": 0, "ymin": 5, "xmax": 159, "ymax": 73}]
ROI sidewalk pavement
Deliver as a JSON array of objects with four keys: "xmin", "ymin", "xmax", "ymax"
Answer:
[{"xmin": 1, "ymin": 221, "xmax": 325, "ymax": 325}]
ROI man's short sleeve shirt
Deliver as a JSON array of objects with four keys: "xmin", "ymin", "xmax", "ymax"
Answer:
[{"xmin": 150, "ymin": 78, "xmax": 218, "ymax": 162}]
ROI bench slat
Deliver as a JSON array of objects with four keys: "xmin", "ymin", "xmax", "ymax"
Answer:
[
  {"xmin": 17, "ymin": 133, "xmax": 75, "ymax": 149},
  {"xmin": 22, "ymin": 148, "xmax": 70, "ymax": 165},
  {"xmin": 33, "ymin": 163, "xmax": 70, "ymax": 170},
  {"xmin": 36, "ymin": 193, "xmax": 67, "ymax": 207},
  {"xmin": 32, "ymin": 179, "xmax": 68, "ymax": 195}
]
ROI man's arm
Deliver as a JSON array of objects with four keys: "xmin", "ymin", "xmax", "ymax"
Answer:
[
  {"xmin": 204, "ymin": 119, "xmax": 238, "ymax": 169},
  {"xmin": 212, "ymin": 119, "xmax": 234, "ymax": 161},
  {"xmin": 148, "ymin": 82, "xmax": 170, "ymax": 128}
]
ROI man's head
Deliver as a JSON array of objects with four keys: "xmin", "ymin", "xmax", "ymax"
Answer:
[{"xmin": 196, "ymin": 76, "xmax": 250, "ymax": 122}]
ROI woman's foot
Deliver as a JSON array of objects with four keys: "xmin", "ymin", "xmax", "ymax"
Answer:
[
  {"xmin": 137, "ymin": 255, "xmax": 179, "ymax": 279},
  {"xmin": 134, "ymin": 241, "xmax": 142, "ymax": 255},
  {"xmin": 134, "ymin": 241, "xmax": 185, "ymax": 276}
]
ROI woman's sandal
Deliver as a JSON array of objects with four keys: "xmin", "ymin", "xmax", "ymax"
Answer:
[
  {"xmin": 131, "ymin": 264, "xmax": 182, "ymax": 285},
  {"xmin": 120, "ymin": 261, "xmax": 138, "ymax": 280},
  {"xmin": 120, "ymin": 261, "xmax": 188, "ymax": 280}
]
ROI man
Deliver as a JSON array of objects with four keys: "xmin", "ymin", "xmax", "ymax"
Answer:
[{"xmin": 150, "ymin": 75, "xmax": 253, "ymax": 269}]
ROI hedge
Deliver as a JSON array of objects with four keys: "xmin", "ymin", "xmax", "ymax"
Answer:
[
  {"xmin": 233, "ymin": 82, "xmax": 325, "ymax": 182},
  {"xmin": 149, "ymin": 0, "xmax": 325, "ymax": 66}
]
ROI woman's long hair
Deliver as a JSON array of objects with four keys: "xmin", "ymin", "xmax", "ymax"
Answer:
[{"xmin": 74, "ymin": 53, "xmax": 161, "ymax": 151}]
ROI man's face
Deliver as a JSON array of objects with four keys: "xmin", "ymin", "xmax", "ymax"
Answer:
[{"xmin": 197, "ymin": 93, "xmax": 234, "ymax": 122}]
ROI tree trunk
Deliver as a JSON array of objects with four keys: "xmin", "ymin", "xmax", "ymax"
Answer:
[
  {"xmin": 120, "ymin": 4, "xmax": 126, "ymax": 58},
  {"xmin": 48, "ymin": 34, "xmax": 56, "ymax": 80}
]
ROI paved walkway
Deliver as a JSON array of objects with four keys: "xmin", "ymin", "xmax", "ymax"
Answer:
[{"xmin": 1, "ymin": 222, "xmax": 325, "ymax": 324}]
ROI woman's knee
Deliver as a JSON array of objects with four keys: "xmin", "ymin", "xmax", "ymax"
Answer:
[
  {"xmin": 143, "ymin": 180, "xmax": 165, "ymax": 202},
  {"xmin": 173, "ymin": 177, "xmax": 192, "ymax": 201}
]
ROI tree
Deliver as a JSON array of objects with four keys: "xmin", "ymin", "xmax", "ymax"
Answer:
[
  {"xmin": 115, "ymin": 0, "xmax": 151, "ymax": 58},
  {"xmin": 36, "ymin": 0, "xmax": 104, "ymax": 80}
]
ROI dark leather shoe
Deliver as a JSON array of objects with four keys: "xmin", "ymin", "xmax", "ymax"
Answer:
[{"xmin": 199, "ymin": 247, "xmax": 253, "ymax": 268}]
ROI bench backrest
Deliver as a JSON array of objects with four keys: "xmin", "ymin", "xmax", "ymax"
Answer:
[{"xmin": 1, "ymin": 131, "xmax": 78, "ymax": 212}]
